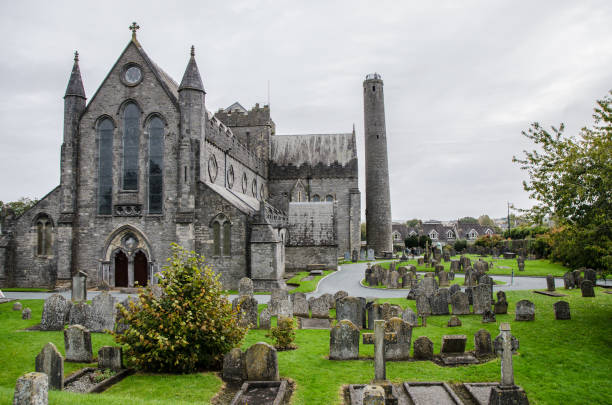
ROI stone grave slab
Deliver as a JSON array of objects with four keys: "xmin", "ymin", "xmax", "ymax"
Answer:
[
  {"xmin": 464, "ymin": 382, "xmax": 500, "ymax": 405},
  {"xmin": 533, "ymin": 290, "xmax": 566, "ymax": 297},
  {"xmin": 297, "ymin": 317, "xmax": 331, "ymax": 329},
  {"xmin": 440, "ymin": 354, "xmax": 478, "ymax": 366},
  {"xmin": 403, "ymin": 382, "xmax": 464, "ymax": 405},
  {"xmin": 229, "ymin": 380, "xmax": 289, "ymax": 405}
]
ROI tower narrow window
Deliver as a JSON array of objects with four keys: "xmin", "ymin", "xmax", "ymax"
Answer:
[
  {"xmin": 123, "ymin": 103, "xmax": 140, "ymax": 190},
  {"xmin": 223, "ymin": 222, "xmax": 231, "ymax": 256},
  {"xmin": 98, "ymin": 118, "xmax": 114, "ymax": 214},
  {"xmin": 213, "ymin": 222, "xmax": 221, "ymax": 256},
  {"xmin": 148, "ymin": 117, "xmax": 164, "ymax": 213},
  {"xmin": 36, "ymin": 215, "xmax": 52, "ymax": 256}
]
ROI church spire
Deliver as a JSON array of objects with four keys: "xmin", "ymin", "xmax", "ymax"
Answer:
[
  {"xmin": 64, "ymin": 51, "xmax": 86, "ymax": 99},
  {"xmin": 179, "ymin": 45, "xmax": 205, "ymax": 93}
]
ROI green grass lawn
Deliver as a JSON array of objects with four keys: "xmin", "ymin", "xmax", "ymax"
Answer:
[
  {"xmin": 380, "ymin": 254, "xmax": 572, "ymax": 277},
  {"xmin": 1, "ymin": 289, "xmax": 611, "ymax": 404},
  {"xmin": 285, "ymin": 270, "xmax": 334, "ymax": 294}
]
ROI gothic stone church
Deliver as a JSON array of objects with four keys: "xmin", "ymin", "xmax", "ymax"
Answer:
[{"xmin": 0, "ymin": 28, "xmax": 361, "ymax": 290}]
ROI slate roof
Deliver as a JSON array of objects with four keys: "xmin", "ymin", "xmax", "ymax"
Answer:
[
  {"xmin": 456, "ymin": 224, "xmax": 496, "ymax": 239},
  {"xmin": 270, "ymin": 133, "xmax": 357, "ymax": 167},
  {"xmin": 201, "ymin": 181, "xmax": 259, "ymax": 215},
  {"xmin": 65, "ymin": 56, "xmax": 86, "ymax": 99},
  {"xmin": 224, "ymin": 102, "xmax": 247, "ymax": 113},
  {"xmin": 178, "ymin": 51, "xmax": 204, "ymax": 93}
]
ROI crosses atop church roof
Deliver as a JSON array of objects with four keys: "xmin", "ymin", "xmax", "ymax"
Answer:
[
  {"xmin": 129, "ymin": 22, "xmax": 140, "ymax": 39},
  {"xmin": 74, "ymin": 51, "xmax": 79, "ymax": 62}
]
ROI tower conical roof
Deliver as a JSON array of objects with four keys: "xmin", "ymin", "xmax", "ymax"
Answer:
[
  {"xmin": 65, "ymin": 51, "xmax": 86, "ymax": 99},
  {"xmin": 179, "ymin": 46, "xmax": 205, "ymax": 93}
]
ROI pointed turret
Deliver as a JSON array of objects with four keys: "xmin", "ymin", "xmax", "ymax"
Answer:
[
  {"xmin": 64, "ymin": 51, "xmax": 86, "ymax": 99},
  {"xmin": 179, "ymin": 46, "xmax": 205, "ymax": 93}
]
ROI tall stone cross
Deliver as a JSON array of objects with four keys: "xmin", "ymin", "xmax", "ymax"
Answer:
[
  {"xmin": 499, "ymin": 322, "xmax": 514, "ymax": 387},
  {"xmin": 362, "ymin": 320, "xmax": 396, "ymax": 381},
  {"xmin": 129, "ymin": 22, "xmax": 140, "ymax": 39}
]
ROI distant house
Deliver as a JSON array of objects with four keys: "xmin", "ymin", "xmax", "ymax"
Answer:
[
  {"xmin": 455, "ymin": 224, "xmax": 496, "ymax": 241},
  {"xmin": 391, "ymin": 221, "xmax": 498, "ymax": 249}
]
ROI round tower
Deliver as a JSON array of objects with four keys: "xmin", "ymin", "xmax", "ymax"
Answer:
[{"xmin": 363, "ymin": 73, "xmax": 392, "ymax": 256}]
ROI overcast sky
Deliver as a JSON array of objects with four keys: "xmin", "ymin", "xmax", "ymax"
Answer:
[{"xmin": 1, "ymin": 1, "xmax": 610, "ymax": 221}]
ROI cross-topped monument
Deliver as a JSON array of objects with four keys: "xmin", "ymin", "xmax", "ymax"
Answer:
[
  {"xmin": 362, "ymin": 320, "xmax": 396, "ymax": 381},
  {"xmin": 129, "ymin": 22, "xmax": 140, "ymax": 39}
]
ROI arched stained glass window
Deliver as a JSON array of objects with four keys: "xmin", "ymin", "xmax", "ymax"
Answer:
[
  {"xmin": 223, "ymin": 222, "xmax": 231, "ymax": 256},
  {"xmin": 98, "ymin": 118, "xmax": 114, "ymax": 214},
  {"xmin": 148, "ymin": 117, "xmax": 164, "ymax": 213},
  {"xmin": 123, "ymin": 103, "xmax": 140, "ymax": 190},
  {"xmin": 312, "ymin": 194, "xmax": 320, "ymax": 202},
  {"xmin": 325, "ymin": 195, "xmax": 334, "ymax": 202}
]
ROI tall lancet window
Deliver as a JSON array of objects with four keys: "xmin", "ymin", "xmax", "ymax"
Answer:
[
  {"xmin": 148, "ymin": 117, "xmax": 164, "ymax": 213},
  {"xmin": 98, "ymin": 118, "xmax": 114, "ymax": 214},
  {"xmin": 123, "ymin": 103, "xmax": 140, "ymax": 190}
]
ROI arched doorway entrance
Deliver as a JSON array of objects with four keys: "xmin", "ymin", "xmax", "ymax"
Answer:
[
  {"xmin": 115, "ymin": 251, "xmax": 129, "ymax": 287},
  {"xmin": 134, "ymin": 251, "xmax": 148, "ymax": 287}
]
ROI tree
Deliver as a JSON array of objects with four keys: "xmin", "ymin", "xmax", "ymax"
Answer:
[
  {"xmin": 114, "ymin": 244, "xmax": 247, "ymax": 372},
  {"xmin": 513, "ymin": 91, "xmax": 612, "ymax": 274},
  {"xmin": 0, "ymin": 197, "xmax": 39, "ymax": 218},
  {"xmin": 405, "ymin": 219, "xmax": 421, "ymax": 227},
  {"xmin": 458, "ymin": 216, "xmax": 478, "ymax": 224},
  {"xmin": 404, "ymin": 234, "xmax": 419, "ymax": 248},
  {"xmin": 418, "ymin": 235, "xmax": 431, "ymax": 248},
  {"xmin": 478, "ymin": 215, "xmax": 495, "ymax": 227}
]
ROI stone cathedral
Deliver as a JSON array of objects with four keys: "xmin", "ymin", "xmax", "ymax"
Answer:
[{"xmin": 0, "ymin": 25, "xmax": 363, "ymax": 290}]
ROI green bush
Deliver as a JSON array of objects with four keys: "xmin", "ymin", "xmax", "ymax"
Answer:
[
  {"xmin": 113, "ymin": 244, "xmax": 247, "ymax": 373},
  {"xmin": 267, "ymin": 317, "xmax": 296, "ymax": 350},
  {"xmin": 454, "ymin": 239, "xmax": 467, "ymax": 252}
]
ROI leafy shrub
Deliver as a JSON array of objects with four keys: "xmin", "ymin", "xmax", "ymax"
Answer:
[
  {"xmin": 474, "ymin": 234, "xmax": 503, "ymax": 248},
  {"xmin": 454, "ymin": 239, "xmax": 467, "ymax": 252},
  {"xmin": 404, "ymin": 235, "xmax": 419, "ymax": 248},
  {"xmin": 113, "ymin": 244, "xmax": 247, "ymax": 373},
  {"xmin": 267, "ymin": 316, "xmax": 296, "ymax": 350}
]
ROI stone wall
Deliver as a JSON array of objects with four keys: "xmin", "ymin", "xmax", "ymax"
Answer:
[{"xmin": 285, "ymin": 246, "xmax": 337, "ymax": 271}]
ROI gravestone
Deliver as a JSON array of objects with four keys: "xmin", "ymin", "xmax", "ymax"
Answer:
[
  {"xmin": 449, "ymin": 284, "xmax": 461, "ymax": 296},
  {"xmin": 451, "ymin": 291, "xmax": 470, "ymax": 315},
  {"xmin": 517, "ymin": 258, "xmax": 525, "ymax": 272},
  {"xmin": 563, "ymin": 272, "xmax": 574, "ymax": 289},
  {"xmin": 479, "ymin": 275, "xmax": 494, "ymax": 299},
  {"xmin": 413, "ymin": 336, "xmax": 433, "ymax": 360},
  {"xmin": 447, "ymin": 316, "xmax": 462, "ymax": 327},
  {"xmin": 581, "ymin": 280, "xmax": 595, "ymax": 297},
  {"xmin": 383, "ymin": 317, "xmax": 412, "ymax": 360},
  {"xmin": 553, "ymin": 301, "xmax": 571, "ymax": 320},
  {"xmin": 222, "ymin": 348, "xmax": 245, "ymax": 382},
  {"xmin": 494, "ymin": 301, "xmax": 508, "ymax": 315},
  {"xmin": 515, "ymin": 300, "xmax": 535, "ymax": 321},
  {"xmin": 40, "ymin": 294, "xmax": 70, "ymax": 331},
  {"xmin": 389, "ymin": 272, "xmax": 399, "ymax": 289},
  {"xmin": 367, "ymin": 248, "xmax": 375, "ymax": 260},
  {"xmin": 88, "ymin": 291, "xmax": 116, "ymax": 332},
  {"xmin": 441, "ymin": 335, "xmax": 466, "ymax": 354},
  {"xmin": 438, "ymin": 271, "xmax": 449, "ymax": 287},
  {"xmin": 489, "ymin": 323, "xmax": 529, "ymax": 405},
  {"xmin": 344, "ymin": 251, "xmax": 350, "ymax": 261},
  {"xmin": 362, "ymin": 320, "xmax": 397, "ymax": 380},
  {"xmin": 64, "ymin": 325, "xmax": 92, "ymax": 363},
  {"xmin": 493, "ymin": 333, "xmax": 519, "ymax": 355},
  {"xmin": 584, "ymin": 268, "xmax": 596, "ymax": 284},
  {"xmin": 13, "ymin": 372, "xmax": 48, "ymax": 405},
  {"xmin": 464, "ymin": 271, "xmax": 477, "ymax": 287},
  {"xmin": 360, "ymin": 249, "xmax": 366, "ymax": 261},
  {"xmin": 352, "ymin": 250, "xmax": 358, "ymax": 262},
  {"xmin": 71, "ymin": 271, "xmax": 88, "ymax": 302},
  {"xmin": 431, "ymin": 289, "xmax": 450, "ymax": 315},
  {"xmin": 415, "ymin": 294, "xmax": 432, "ymax": 316},
  {"xmin": 269, "ymin": 289, "xmax": 289, "ymax": 316},
  {"xmin": 496, "ymin": 290, "xmax": 507, "ymax": 303},
  {"xmin": 329, "ymin": 320, "xmax": 359, "ymax": 360},
  {"xmin": 334, "ymin": 290, "xmax": 348, "ymax": 302},
  {"xmin": 98, "ymin": 346, "xmax": 123, "ymax": 370},
  {"xmin": 474, "ymin": 329, "xmax": 492, "ymax": 357},
  {"xmin": 310, "ymin": 296, "xmax": 330, "ymax": 318},
  {"xmin": 362, "ymin": 385, "xmax": 385, "ymax": 405},
  {"xmin": 245, "ymin": 342, "xmax": 279, "ymax": 381},
  {"xmin": 238, "ymin": 277, "xmax": 254, "ymax": 297},
  {"xmin": 401, "ymin": 273, "xmax": 412, "ymax": 288},
  {"xmin": 22, "ymin": 308, "xmax": 32, "ymax": 320},
  {"xmin": 291, "ymin": 293, "xmax": 310, "ymax": 318},
  {"xmin": 482, "ymin": 309, "xmax": 496, "ymax": 323},
  {"xmin": 13, "ymin": 302, "xmax": 22, "ymax": 311},
  {"xmin": 417, "ymin": 257, "xmax": 424, "ymax": 265},
  {"xmin": 232, "ymin": 296, "xmax": 258, "ymax": 328},
  {"xmin": 450, "ymin": 260, "xmax": 460, "ymax": 272},
  {"xmin": 546, "ymin": 275, "xmax": 555, "ymax": 292},
  {"xmin": 35, "ymin": 342, "xmax": 63, "ymax": 390},
  {"xmin": 366, "ymin": 302, "xmax": 381, "ymax": 330},
  {"xmin": 401, "ymin": 307, "xmax": 418, "ymax": 326},
  {"xmin": 259, "ymin": 308, "xmax": 271, "ymax": 329},
  {"xmin": 336, "ymin": 296, "xmax": 365, "ymax": 328},
  {"xmin": 472, "ymin": 284, "xmax": 492, "ymax": 315},
  {"xmin": 420, "ymin": 276, "xmax": 438, "ymax": 297},
  {"xmin": 68, "ymin": 301, "xmax": 90, "ymax": 327},
  {"xmin": 572, "ymin": 269, "xmax": 581, "ymax": 285},
  {"xmin": 321, "ymin": 293, "xmax": 335, "ymax": 309}
]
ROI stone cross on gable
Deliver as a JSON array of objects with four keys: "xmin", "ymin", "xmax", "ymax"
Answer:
[
  {"xmin": 362, "ymin": 320, "xmax": 396, "ymax": 381},
  {"xmin": 129, "ymin": 22, "xmax": 140, "ymax": 39}
]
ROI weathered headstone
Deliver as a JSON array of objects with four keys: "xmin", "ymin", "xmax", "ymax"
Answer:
[
  {"xmin": 581, "ymin": 280, "xmax": 595, "ymax": 297},
  {"xmin": 336, "ymin": 296, "xmax": 365, "ymax": 328},
  {"xmin": 88, "ymin": 291, "xmax": 116, "ymax": 332},
  {"xmin": 546, "ymin": 275, "xmax": 555, "ymax": 292},
  {"xmin": 441, "ymin": 335, "xmax": 466, "ymax": 354},
  {"xmin": 415, "ymin": 294, "xmax": 432, "ymax": 316},
  {"xmin": 451, "ymin": 291, "xmax": 470, "ymax": 315},
  {"xmin": 474, "ymin": 329, "xmax": 492, "ymax": 357},
  {"xmin": 389, "ymin": 272, "xmax": 399, "ymax": 289},
  {"xmin": 553, "ymin": 301, "xmax": 571, "ymax": 320},
  {"xmin": 232, "ymin": 296, "xmax": 258, "ymax": 328},
  {"xmin": 496, "ymin": 290, "xmax": 507, "ymax": 303},
  {"xmin": 464, "ymin": 270, "xmax": 477, "ymax": 286},
  {"xmin": 489, "ymin": 323, "xmax": 529, "ymax": 405},
  {"xmin": 493, "ymin": 333, "xmax": 519, "ymax": 355},
  {"xmin": 401, "ymin": 307, "xmax": 418, "ymax": 326},
  {"xmin": 447, "ymin": 316, "xmax": 462, "ymax": 327},
  {"xmin": 238, "ymin": 277, "xmax": 254, "ymax": 297},
  {"xmin": 22, "ymin": 308, "xmax": 32, "ymax": 320},
  {"xmin": 245, "ymin": 342, "xmax": 279, "ymax": 381},
  {"xmin": 584, "ymin": 268, "xmax": 596, "ymax": 285},
  {"xmin": 438, "ymin": 271, "xmax": 449, "ymax": 287},
  {"xmin": 413, "ymin": 336, "xmax": 433, "ymax": 360},
  {"xmin": 494, "ymin": 300, "xmax": 508, "ymax": 315},
  {"xmin": 321, "ymin": 293, "xmax": 335, "ymax": 309},
  {"xmin": 482, "ymin": 309, "xmax": 496, "ymax": 323},
  {"xmin": 431, "ymin": 289, "xmax": 450, "ymax": 315},
  {"xmin": 383, "ymin": 317, "xmax": 412, "ymax": 360},
  {"xmin": 329, "ymin": 320, "xmax": 359, "ymax": 360},
  {"xmin": 40, "ymin": 294, "xmax": 70, "ymax": 331},
  {"xmin": 35, "ymin": 343, "xmax": 63, "ymax": 390},
  {"xmin": 98, "ymin": 346, "xmax": 123, "ymax": 370},
  {"xmin": 362, "ymin": 385, "xmax": 385, "ymax": 405},
  {"xmin": 472, "ymin": 284, "xmax": 492, "ymax": 315},
  {"xmin": 68, "ymin": 301, "xmax": 90, "ymax": 327},
  {"xmin": 64, "ymin": 325, "xmax": 92, "ymax": 363},
  {"xmin": 71, "ymin": 271, "xmax": 88, "ymax": 302},
  {"xmin": 563, "ymin": 272, "xmax": 574, "ymax": 289},
  {"xmin": 222, "ymin": 348, "xmax": 245, "ymax": 382},
  {"xmin": 334, "ymin": 290, "xmax": 348, "ymax": 303},
  {"xmin": 13, "ymin": 372, "xmax": 48, "ymax": 405},
  {"xmin": 450, "ymin": 260, "xmax": 460, "ymax": 272},
  {"xmin": 259, "ymin": 308, "xmax": 271, "ymax": 329},
  {"xmin": 449, "ymin": 284, "xmax": 461, "ymax": 296},
  {"xmin": 310, "ymin": 296, "xmax": 330, "ymax": 319},
  {"xmin": 269, "ymin": 289, "xmax": 289, "ymax": 316},
  {"xmin": 515, "ymin": 300, "xmax": 535, "ymax": 321},
  {"xmin": 291, "ymin": 293, "xmax": 310, "ymax": 318},
  {"xmin": 367, "ymin": 248, "xmax": 375, "ymax": 260}
]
